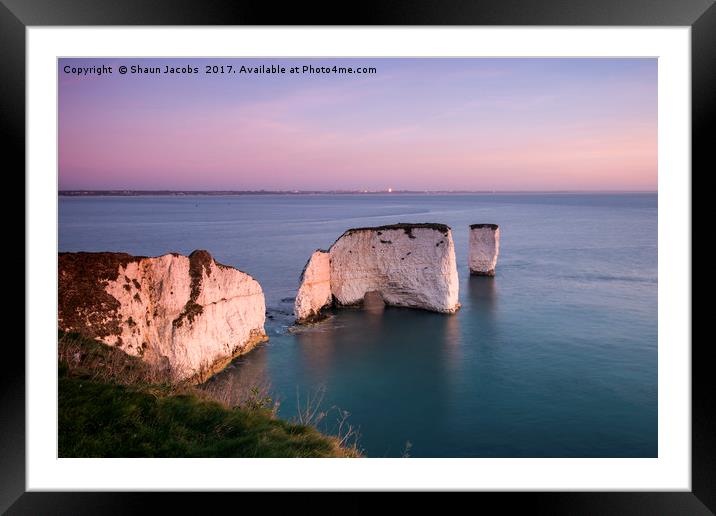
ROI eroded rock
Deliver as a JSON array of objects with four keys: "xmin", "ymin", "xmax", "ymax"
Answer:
[
  {"xmin": 469, "ymin": 224, "xmax": 500, "ymax": 276},
  {"xmin": 58, "ymin": 250, "xmax": 267, "ymax": 382},
  {"xmin": 294, "ymin": 223, "xmax": 460, "ymax": 322},
  {"xmin": 294, "ymin": 250, "xmax": 332, "ymax": 324}
]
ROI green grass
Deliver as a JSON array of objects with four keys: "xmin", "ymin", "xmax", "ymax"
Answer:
[{"xmin": 58, "ymin": 332, "xmax": 359, "ymax": 458}]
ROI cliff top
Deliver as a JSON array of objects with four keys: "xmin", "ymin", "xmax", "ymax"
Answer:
[
  {"xmin": 330, "ymin": 223, "xmax": 451, "ymax": 248},
  {"xmin": 340, "ymin": 222, "xmax": 450, "ymax": 237},
  {"xmin": 58, "ymin": 249, "xmax": 238, "ymax": 270},
  {"xmin": 58, "ymin": 249, "xmax": 247, "ymax": 340},
  {"xmin": 470, "ymin": 223, "xmax": 499, "ymax": 230}
]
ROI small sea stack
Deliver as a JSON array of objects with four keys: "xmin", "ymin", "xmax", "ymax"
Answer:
[
  {"xmin": 469, "ymin": 224, "xmax": 500, "ymax": 276},
  {"xmin": 294, "ymin": 223, "xmax": 460, "ymax": 323}
]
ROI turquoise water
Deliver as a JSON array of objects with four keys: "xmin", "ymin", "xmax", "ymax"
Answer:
[{"xmin": 59, "ymin": 193, "xmax": 657, "ymax": 457}]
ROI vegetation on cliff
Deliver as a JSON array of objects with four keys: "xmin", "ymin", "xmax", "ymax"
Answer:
[{"xmin": 58, "ymin": 332, "xmax": 359, "ymax": 458}]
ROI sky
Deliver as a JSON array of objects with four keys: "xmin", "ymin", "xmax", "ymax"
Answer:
[{"xmin": 58, "ymin": 58, "xmax": 657, "ymax": 191}]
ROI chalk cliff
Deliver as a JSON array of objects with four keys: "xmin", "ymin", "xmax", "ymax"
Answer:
[
  {"xmin": 294, "ymin": 223, "xmax": 460, "ymax": 323},
  {"xmin": 58, "ymin": 250, "xmax": 267, "ymax": 382},
  {"xmin": 294, "ymin": 250, "xmax": 332, "ymax": 323},
  {"xmin": 469, "ymin": 224, "xmax": 500, "ymax": 276}
]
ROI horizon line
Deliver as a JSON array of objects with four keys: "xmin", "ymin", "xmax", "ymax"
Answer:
[{"xmin": 59, "ymin": 189, "xmax": 658, "ymax": 196}]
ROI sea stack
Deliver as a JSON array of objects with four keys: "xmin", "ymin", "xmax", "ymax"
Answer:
[
  {"xmin": 468, "ymin": 224, "xmax": 500, "ymax": 276},
  {"xmin": 58, "ymin": 250, "xmax": 268, "ymax": 382},
  {"xmin": 294, "ymin": 223, "xmax": 460, "ymax": 323}
]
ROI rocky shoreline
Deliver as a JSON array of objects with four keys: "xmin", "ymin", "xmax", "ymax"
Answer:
[{"xmin": 58, "ymin": 222, "xmax": 499, "ymax": 382}]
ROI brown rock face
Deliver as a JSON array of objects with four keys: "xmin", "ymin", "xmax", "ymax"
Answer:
[{"xmin": 58, "ymin": 252, "xmax": 143, "ymax": 342}]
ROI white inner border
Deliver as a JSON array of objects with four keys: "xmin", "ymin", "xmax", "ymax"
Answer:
[{"xmin": 27, "ymin": 27, "xmax": 691, "ymax": 491}]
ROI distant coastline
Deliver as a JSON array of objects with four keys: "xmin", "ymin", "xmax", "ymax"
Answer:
[{"xmin": 59, "ymin": 190, "xmax": 657, "ymax": 197}]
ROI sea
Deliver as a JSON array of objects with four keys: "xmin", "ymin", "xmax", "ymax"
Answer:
[{"xmin": 58, "ymin": 193, "xmax": 657, "ymax": 457}]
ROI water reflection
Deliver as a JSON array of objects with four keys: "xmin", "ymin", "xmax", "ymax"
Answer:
[
  {"xmin": 442, "ymin": 304, "xmax": 463, "ymax": 371},
  {"xmin": 455, "ymin": 275, "xmax": 501, "ymax": 381},
  {"xmin": 440, "ymin": 276, "xmax": 500, "ymax": 416},
  {"xmin": 202, "ymin": 344, "xmax": 273, "ymax": 407},
  {"xmin": 467, "ymin": 275, "xmax": 498, "ymax": 315}
]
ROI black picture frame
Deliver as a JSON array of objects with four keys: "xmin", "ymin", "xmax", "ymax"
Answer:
[{"xmin": 4, "ymin": 0, "xmax": 711, "ymax": 513}]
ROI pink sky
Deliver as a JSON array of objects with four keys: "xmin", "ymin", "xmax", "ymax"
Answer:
[{"xmin": 59, "ymin": 58, "xmax": 657, "ymax": 191}]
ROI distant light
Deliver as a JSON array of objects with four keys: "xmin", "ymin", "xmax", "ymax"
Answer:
[{"xmin": 388, "ymin": 187, "xmax": 393, "ymax": 193}]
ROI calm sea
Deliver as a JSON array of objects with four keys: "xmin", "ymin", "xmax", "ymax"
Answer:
[{"xmin": 59, "ymin": 193, "xmax": 657, "ymax": 457}]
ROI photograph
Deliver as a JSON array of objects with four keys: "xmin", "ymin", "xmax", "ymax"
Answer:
[
  {"xmin": 3, "ymin": 0, "xmax": 709, "ymax": 508},
  {"xmin": 57, "ymin": 56, "xmax": 658, "ymax": 459}
]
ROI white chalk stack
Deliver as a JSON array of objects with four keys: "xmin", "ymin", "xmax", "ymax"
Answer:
[
  {"xmin": 294, "ymin": 223, "xmax": 460, "ymax": 323},
  {"xmin": 468, "ymin": 224, "xmax": 500, "ymax": 276},
  {"xmin": 294, "ymin": 250, "xmax": 333, "ymax": 323}
]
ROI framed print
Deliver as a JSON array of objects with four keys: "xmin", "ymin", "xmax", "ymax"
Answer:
[{"xmin": 5, "ymin": 0, "xmax": 712, "ymax": 512}]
